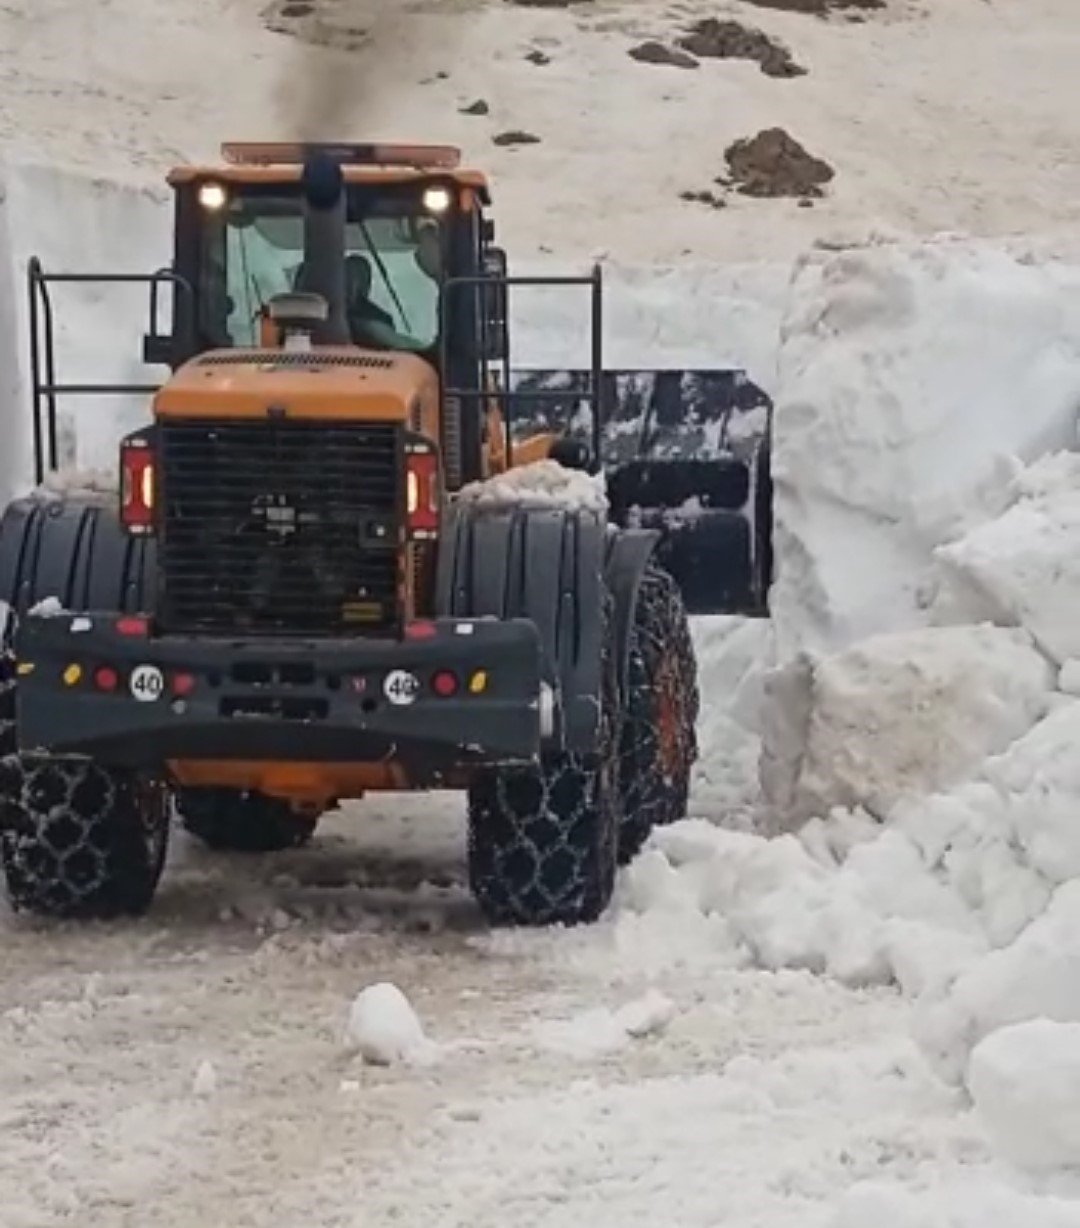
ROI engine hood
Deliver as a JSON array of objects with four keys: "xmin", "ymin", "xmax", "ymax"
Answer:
[{"xmin": 154, "ymin": 347, "xmax": 437, "ymax": 421}]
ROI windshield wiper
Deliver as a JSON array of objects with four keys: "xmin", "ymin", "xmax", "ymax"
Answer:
[{"xmin": 358, "ymin": 218, "xmax": 412, "ymax": 333}]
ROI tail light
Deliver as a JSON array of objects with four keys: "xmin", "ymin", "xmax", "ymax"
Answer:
[
  {"xmin": 406, "ymin": 444, "xmax": 439, "ymax": 540},
  {"xmin": 120, "ymin": 437, "xmax": 156, "ymax": 535}
]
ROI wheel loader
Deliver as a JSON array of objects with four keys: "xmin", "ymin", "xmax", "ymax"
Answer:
[{"xmin": 0, "ymin": 143, "xmax": 772, "ymax": 926}]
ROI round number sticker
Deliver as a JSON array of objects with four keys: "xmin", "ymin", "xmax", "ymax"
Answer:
[
  {"xmin": 383, "ymin": 669, "xmax": 420, "ymax": 707},
  {"xmin": 129, "ymin": 664, "xmax": 165, "ymax": 703}
]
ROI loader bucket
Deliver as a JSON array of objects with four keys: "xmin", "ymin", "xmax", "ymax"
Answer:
[{"xmin": 506, "ymin": 369, "xmax": 772, "ymax": 616}]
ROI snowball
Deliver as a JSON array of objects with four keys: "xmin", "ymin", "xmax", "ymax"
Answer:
[
  {"xmin": 343, "ymin": 982, "xmax": 433, "ymax": 1066},
  {"xmin": 969, "ymin": 1020, "xmax": 1080, "ymax": 1172}
]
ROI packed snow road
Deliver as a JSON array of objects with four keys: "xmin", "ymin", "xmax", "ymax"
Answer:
[{"xmin": 0, "ymin": 795, "xmax": 998, "ymax": 1228}]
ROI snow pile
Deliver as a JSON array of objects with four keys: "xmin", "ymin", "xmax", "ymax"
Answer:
[
  {"xmin": 688, "ymin": 615, "xmax": 774, "ymax": 826},
  {"xmin": 933, "ymin": 452, "xmax": 1080, "ymax": 666},
  {"xmin": 770, "ymin": 239, "xmax": 1080, "ymax": 663},
  {"xmin": 454, "ymin": 458, "xmax": 607, "ymax": 514},
  {"xmin": 968, "ymin": 1020, "xmax": 1080, "ymax": 1174},
  {"xmin": 343, "ymin": 982, "xmax": 435, "ymax": 1066},
  {"xmin": 618, "ymin": 691, "xmax": 1080, "ymax": 1087}
]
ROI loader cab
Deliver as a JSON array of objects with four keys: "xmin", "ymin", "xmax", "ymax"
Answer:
[{"xmin": 155, "ymin": 143, "xmax": 506, "ymax": 486}]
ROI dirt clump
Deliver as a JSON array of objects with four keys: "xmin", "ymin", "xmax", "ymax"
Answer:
[
  {"xmin": 629, "ymin": 41, "xmax": 699, "ymax": 69},
  {"xmin": 723, "ymin": 127, "xmax": 834, "ymax": 197},
  {"xmin": 678, "ymin": 18, "xmax": 805, "ymax": 77},
  {"xmin": 741, "ymin": 0, "xmax": 883, "ymax": 14}
]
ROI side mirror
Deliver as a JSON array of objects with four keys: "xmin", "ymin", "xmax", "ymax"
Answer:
[{"xmin": 482, "ymin": 246, "xmax": 508, "ymax": 362}]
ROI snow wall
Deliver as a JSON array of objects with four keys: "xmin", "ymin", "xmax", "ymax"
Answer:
[{"xmin": 0, "ymin": 161, "xmax": 172, "ymax": 505}]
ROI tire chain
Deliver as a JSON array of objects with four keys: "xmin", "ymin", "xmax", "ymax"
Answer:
[
  {"xmin": 467, "ymin": 591, "xmax": 620, "ymax": 926},
  {"xmin": 617, "ymin": 563, "xmax": 699, "ymax": 864},
  {"xmin": 0, "ymin": 642, "xmax": 168, "ymax": 917}
]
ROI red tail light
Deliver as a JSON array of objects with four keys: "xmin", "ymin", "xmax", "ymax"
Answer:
[
  {"xmin": 406, "ymin": 446, "xmax": 439, "ymax": 539},
  {"xmin": 120, "ymin": 439, "xmax": 156, "ymax": 535}
]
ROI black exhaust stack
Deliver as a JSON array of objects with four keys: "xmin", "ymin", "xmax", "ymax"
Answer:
[{"xmin": 296, "ymin": 151, "xmax": 350, "ymax": 345}]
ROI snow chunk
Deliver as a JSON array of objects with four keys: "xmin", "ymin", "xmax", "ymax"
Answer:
[
  {"xmin": 191, "ymin": 1060, "xmax": 217, "ymax": 1098},
  {"xmin": 533, "ymin": 990, "xmax": 676, "ymax": 1058},
  {"xmin": 765, "ymin": 625, "xmax": 1053, "ymax": 825},
  {"xmin": 969, "ymin": 1020, "xmax": 1080, "ymax": 1172},
  {"xmin": 29, "ymin": 596, "xmax": 66, "ymax": 617},
  {"xmin": 914, "ymin": 879, "xmax": 1080, "ymax": 1086},
  {"xmin": 455, "ymin": 459, "xmax": 607, "ymax": 513},
  {"xmin": 771, "ymin": 242, "xmax": 1080, "ymax": 663},
  {"xmin": 343, "ymin": 982, "xmax": 433, "ymax": 1066},
  {"xmin": 934, "ymin": 452, "xmax": 1080, "ymax": 665},
  {"xmin": 36, "ymin": 466, "xmax": 117, "ymax": 499}
]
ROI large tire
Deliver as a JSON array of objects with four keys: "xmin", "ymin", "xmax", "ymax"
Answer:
[
  {"xmin": 467, "ymin": 597, "xmax": 621, "ymax": 927},
  {"xmin": 0, "ymin": 755, "xmax": 170, "ymax": 919},
  {"xmin": 177, "ymin": 788, "xmax": 318, "ymax": 853},
  {"xmin": 617, "ymin": 563, "xmax": 699, "ymax": 865}
]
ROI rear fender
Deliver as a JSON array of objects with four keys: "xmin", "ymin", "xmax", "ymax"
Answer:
[
  {"xmin": 0, "ymin": 494, "xmax": 156, "ymax": 618},
  {"xmin": 436, "ymin": 503, "xmax": 607, "ymax": 754}
]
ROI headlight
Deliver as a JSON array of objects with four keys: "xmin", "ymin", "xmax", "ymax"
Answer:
[{"xmin": 422, "ymin": 185, "xmax": 452, "ymax": 214}]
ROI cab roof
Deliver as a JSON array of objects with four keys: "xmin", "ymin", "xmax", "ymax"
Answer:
[{"xmin": 167, "ymin": 142, "xmax": 491, "ymax": 201}]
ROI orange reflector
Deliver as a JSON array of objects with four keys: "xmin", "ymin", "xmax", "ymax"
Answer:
[
  {"xmin": 468, "ymin": 670, "xmax": 488, "ymax": 695},
  {"xmin": 62, "ymin": 664, "xmax": 82, "ymax": 687}
]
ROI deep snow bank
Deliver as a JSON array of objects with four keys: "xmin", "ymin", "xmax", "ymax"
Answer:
[
  {"xmin": 770, "ymin": 238, "xmax": 1080, "ymax": 663},
  {"xmin": 0, "ymin": 160, "xmax": 171, "ymax": 501}
]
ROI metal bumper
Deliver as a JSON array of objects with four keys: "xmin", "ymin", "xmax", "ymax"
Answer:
[{"xmin": 12, "ymin": 613, "xmax": 544, "ymax": 776}]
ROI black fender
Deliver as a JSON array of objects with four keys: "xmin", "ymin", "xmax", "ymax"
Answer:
[
  {"xmin": 0, "ymin": 495, "xmax": 156, "ymax": 617},
  {"xmin": 603, "ymin": 526, "xmax": 662, "ymax": 705},
  {"xmin": 436, "ymin": 503, "xmax": 608, "ymax": 754},
  {"xmin": 436, "ymin": 502, "xmax": 666, "ymax": 754}
]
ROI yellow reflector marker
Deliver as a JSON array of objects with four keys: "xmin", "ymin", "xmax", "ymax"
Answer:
[
  {"xmin": 468, "ymin": 670, "xmax": 488, "ymax": 695},
  {"xmin": 16, "ymin": 661, "xmax": 35, "ymax": 676},
  {"xmin": 62, "ymin": 664, "xmax": 83, "ymax": 687}
]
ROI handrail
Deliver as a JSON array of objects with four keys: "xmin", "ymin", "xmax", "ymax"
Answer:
[
  {"xmin": 26, "ymin": 260, "xmax": 195, "ymax": 484},
  {"xmin": 439, "ymin": 265, "xmax": 604, "ymax": 475}
]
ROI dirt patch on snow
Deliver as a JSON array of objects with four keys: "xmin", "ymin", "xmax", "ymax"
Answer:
[
  {"xmin": 741, "ymin": 0, "xmax": 884, "ymax": 14},
  {"xmin": 724, "ymin": 127, "xmax": 835, "ymax": 197},
  {"xmin": 677, "ymin": 19, "xmax": 806, "ymax": 78}
]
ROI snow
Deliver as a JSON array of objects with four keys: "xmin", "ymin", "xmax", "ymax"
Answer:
[
  {"xmin": 763, "ymin": 624, "xmax": 1054, "ymax": 825},
  {"xmin": 770, "ymin": 239, "xmax": 1080, "ymax": 662},
  {"xmin": 933, "ymin": 454, "xmax": 1080, "ymax": 665},
  {"xmin": 531, "ymin": 989, "xmax": 676, "ymax": 1058},
  {"xmin": 455, "ymin": 458, "xmax": 608, "ymax": 512},
  {"xmin": 968, "ymin": 1020, "xmax": 1080, "ymax": 1174},
  {"xmin": 344, "ymin": 981, "xmax": 435, "ymax": 1066}
]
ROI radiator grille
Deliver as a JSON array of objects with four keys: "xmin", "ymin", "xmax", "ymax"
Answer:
[{"xmin": 159, "ymin": 420, "xmax": 401, "ymax": 635}]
